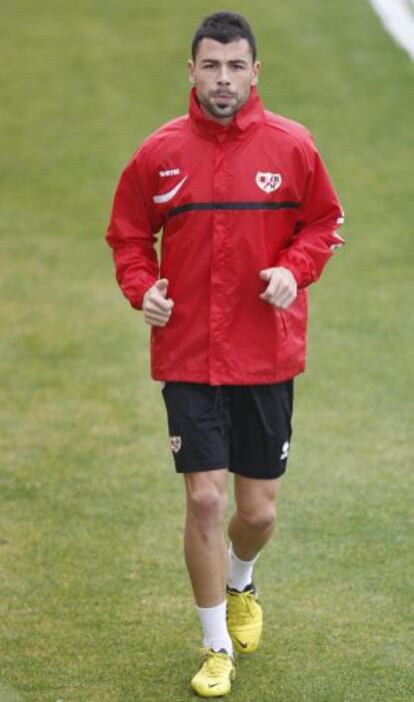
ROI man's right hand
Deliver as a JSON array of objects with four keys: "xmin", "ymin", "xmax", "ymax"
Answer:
[{"xmin": 142, "ymin": 279, "xmax": 174, "ymax": 327}]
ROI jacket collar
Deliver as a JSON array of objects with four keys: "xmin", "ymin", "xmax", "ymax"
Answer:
[{"xmin": 189, "ymin": 86, "xmax": 265, "ymax": 141}]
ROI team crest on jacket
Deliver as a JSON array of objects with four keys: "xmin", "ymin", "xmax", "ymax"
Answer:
[
  {"xmin": 170, "ymin": 436, "xmax": 182, "ymax": 453},
  {"xmin": 256, "ymin": 171, "xmax": 282, "ymax": 194}
]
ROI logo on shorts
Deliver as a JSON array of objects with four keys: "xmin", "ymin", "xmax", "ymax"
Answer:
[
  {"xmin": 280, "ymin": 441, "xmax": 290, "ymax": 460},
  {"xmin": 170, "ymin": 436, "xmax": 182, "ymax": 453},
  {"xmin": 256, "ymin": 171, "xmax": 282, "ymax": 194}
]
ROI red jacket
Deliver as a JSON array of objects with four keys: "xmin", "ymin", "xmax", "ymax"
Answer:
[{"xmin": 106, "ymin": 88, "xmax": 344, "ymax": 385}]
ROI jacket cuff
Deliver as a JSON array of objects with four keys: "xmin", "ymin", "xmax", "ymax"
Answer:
[{"xmin": 126, "ymin": 276, "xmax": 158, "ymax": 310}]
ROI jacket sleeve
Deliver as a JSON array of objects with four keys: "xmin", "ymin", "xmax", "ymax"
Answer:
[
  {"xmin": 105, "ymin": 153, "xmax": 162, "ymax": 309},
  {"xmin": 277, "ymin": 139, "xmax": 345, "ymax": 288}
]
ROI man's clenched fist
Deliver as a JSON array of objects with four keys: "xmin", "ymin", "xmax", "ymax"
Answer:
[
  {"xmin": 142, "ymin": 279, "xmax": 174, "ymax": 327},
  {"xmin": 259, "ymin": 267, "xmax": 297, "ymax": 309}
]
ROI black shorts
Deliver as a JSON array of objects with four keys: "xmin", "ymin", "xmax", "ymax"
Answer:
[{"xmin": 161, "ymin": 381, "xmax": 294, "ymax": 480}]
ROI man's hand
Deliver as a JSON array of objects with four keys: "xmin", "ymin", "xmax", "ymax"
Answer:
[
  {"xmin": 259, "ymin": 267, "xmax": 297, "ymax": 309},
  {"xmin": 142, "ymin": 279, "xmax": 174, "ymax": 327}
]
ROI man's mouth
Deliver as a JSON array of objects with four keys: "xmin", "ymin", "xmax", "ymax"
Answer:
[{"xmin": 213, "ymin": 93, "xmax": 235, "ymax": 104}]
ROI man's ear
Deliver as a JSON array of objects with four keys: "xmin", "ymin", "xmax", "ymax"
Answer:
[
  {"xmin": 188, "ymin": 59, "xmax": 195, "ymax": 86},
  {"xmin": 251, "ymin": 60, "xmax": 261, "ymax": 86}
]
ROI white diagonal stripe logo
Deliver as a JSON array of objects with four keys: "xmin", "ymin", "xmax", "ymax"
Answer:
[
  {"xmin": 153, "ymin": 176, "xmax": 188, "ymax": 204},
  {"xmin": 280, "ymin": 441, "xmax": 290, "ymax": 460}
]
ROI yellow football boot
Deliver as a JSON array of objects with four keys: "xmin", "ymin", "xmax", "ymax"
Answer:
[
  {"xmin": 191, "ymin": 648, "xmax": 235, "ymax": 698},
  {"xmin": 226, "ymin": 584, "xmax": 262, "ymax": 654}
]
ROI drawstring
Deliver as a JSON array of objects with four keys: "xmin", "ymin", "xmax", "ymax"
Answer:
[
  {"xmin": 213, "ymin": 386, "xmax": 225, "ymax": 436},
  {"xmin": 213, "ymin": 386, "xmax": 223, "ymax": 413}
]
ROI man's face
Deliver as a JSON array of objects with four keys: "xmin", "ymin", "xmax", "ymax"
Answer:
[{"xmin": 188, "ymin": 38, "xmax": 260, "ymax": 124}]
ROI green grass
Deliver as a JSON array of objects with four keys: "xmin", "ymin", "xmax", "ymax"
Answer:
[{"xmin": 1, "ymin": 1, "xmax": 413, "ymax": 700}]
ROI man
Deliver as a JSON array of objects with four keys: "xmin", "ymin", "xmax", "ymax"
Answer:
[{"xmin": 106, "ymin": 11, "xmax": 344, "ymax": 697}]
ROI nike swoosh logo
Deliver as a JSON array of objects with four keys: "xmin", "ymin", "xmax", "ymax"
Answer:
[
  {"xmin": 208, "ymin": 683, "xmax": 220, "ymax": 688},
  {"xmin": 153, "ymin": 176, "xmax": 188, "ymax": 204},
  {"xmin": 235, "ymin": 638, "xmax": 248, "ymax": 649}
]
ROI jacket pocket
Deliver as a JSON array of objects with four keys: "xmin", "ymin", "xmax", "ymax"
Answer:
[
  {"xmin": 276, "ymin": 310, "xmax": 288, "ymax": 339},
  {"xmin": 282, "ymin": 289, "xmax": 308, "ymax": 346}
]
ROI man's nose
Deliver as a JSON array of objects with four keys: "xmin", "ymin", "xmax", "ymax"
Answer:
[{"xmin": 217, "ymin": 66, "xmax": 231, "ymax": 84}]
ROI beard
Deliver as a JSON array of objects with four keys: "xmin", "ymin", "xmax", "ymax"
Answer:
[{"xmin": 198, "ymin": 90, "xmax": 246, "ymax": 121}]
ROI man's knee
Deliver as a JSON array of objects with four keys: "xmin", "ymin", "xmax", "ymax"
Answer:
[
  {"xmin": 237, "ymin": 504, "xmax": 276, "ymax": 532},
  {"xmin": 186, "ymin": 476, "xmax": 228, "ymax": 524}
]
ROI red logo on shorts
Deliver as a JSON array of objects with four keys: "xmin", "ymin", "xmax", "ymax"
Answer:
[{"xmin": 170, "ymin": 436, "xmax": 182, "ymax": 453}]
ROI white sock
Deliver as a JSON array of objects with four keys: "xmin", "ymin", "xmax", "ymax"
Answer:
[
  {"xmin": 195, "ymin": 600, "xmax": 233, "ymax": 656},
  {"xmin": 227, "ymin": 543, "xmax": 258, "ymax": 592}
]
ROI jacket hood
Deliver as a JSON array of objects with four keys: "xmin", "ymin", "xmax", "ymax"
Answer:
[{"xmin": 188, "ymin": 86, "xmax": 265, "ymax": 140}]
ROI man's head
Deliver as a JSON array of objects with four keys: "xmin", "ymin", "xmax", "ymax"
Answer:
[{"xmin": 188, "ymin": 12, "xmax": 260, "ymax": 124}]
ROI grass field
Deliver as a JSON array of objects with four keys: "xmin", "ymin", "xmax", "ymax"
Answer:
[{"xmin": 1, "ymin": 1, "xmax": 413, "ymax": 700}]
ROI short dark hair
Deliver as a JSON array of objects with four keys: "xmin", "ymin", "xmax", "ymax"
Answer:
[{"xmin": 191, "ymin": 11, "xmax": 257, "ymax": 62}]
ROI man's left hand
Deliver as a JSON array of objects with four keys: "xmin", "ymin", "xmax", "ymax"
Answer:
[{"xmin": 259, "ymin": 267, "xmax": 297, "ymax": 309}]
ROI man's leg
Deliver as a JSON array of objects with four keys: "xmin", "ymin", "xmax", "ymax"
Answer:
[
  {"xmin": 226, "ymin": 475, "xmax": 282, "ymax": 653},
  {"xmin": 184, "ymin": 469, "xmax": 236, "ymax": 697},
  {"xmin": 161, "ymin": 382, "xmax": 236, "ymax": 694},
  {"xmin": 184, "ymin": 468, "xmax": 229, "ymax": 608},
  {"xmin": 228, "ymin": 475, "xmax": 282, "ymax": 562}
]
